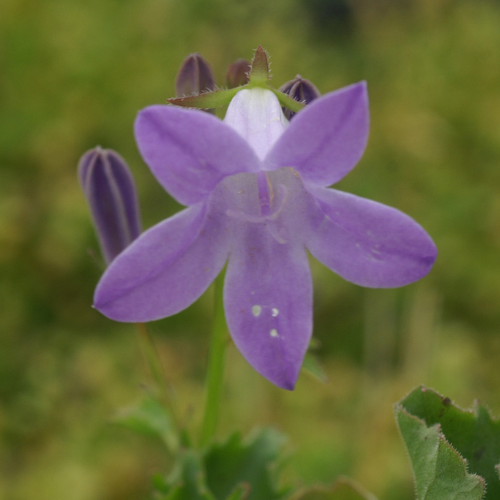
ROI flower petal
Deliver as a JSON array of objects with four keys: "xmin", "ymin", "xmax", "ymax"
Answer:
[
  {"xmin": 224, "ymin": 225, "xmax": 312, "ymax": 390},
  {"xmin": 306, "ymin": 187, "xmax": 437, "ymax": 287},
  {"xmin": 135, "ymin": 105, "xmax": 261, "ymax": 206},
  {"xmin": 266, "ymin": 82, "xmax": 369, "ymax": 186},
  {"xmin": 94, "ymin": 203, "xmax": 230, "ymax": 321},
  {"xmin": 223, "ymin": 88, "xmax": 288, "ymax": 160}
]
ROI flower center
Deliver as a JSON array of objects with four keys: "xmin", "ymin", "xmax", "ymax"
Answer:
[{"xmin": 225, "ymin": 172, "xmax": 289, "ymax": 244}]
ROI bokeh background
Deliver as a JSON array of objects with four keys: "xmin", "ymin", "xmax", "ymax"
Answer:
[{"xmin": 1, "ymin": 0, "xmax": 500, "ymax": 498}]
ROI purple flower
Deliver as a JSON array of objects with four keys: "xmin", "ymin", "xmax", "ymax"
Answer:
[{"xmin": 94, "ymin": 83, "xmax": 437, "ymax": 390}]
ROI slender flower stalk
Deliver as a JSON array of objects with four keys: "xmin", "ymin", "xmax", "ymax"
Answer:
[
  {"xmin": 136, "ymin": 321, "xmax": 180, "ymax": 447},
  {"xmin": 200, "ymin": 272, "xmax": 228, "ymax": 446}
]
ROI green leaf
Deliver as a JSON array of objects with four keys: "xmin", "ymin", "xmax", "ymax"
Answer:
[
  {"xmin": 395, "ymin": 386, "xmax": 492, "ymax": 499},
  {"xmin": 113, "ymin": 393, "xmax": 178, "ymax": 453},
  {"xmin": 203, "ymin": 428, "xmax": 288, "ymax": 500},
  {"xmin": 290, "ymin": 477, "xmax": 377, "ymax": 500},
  {"xmin": 401, "ymin": 386, "xmax": 500, "ymax": 497},
  {"xmin": 158, "ymin": 450, "xmax": 216, "ymax": 500}
]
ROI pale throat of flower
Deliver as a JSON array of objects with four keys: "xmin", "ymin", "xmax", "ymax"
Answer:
[
  {"xmin": 226, "ymin": 172, "xmax": 289, "ymax": 244},
  {"xmin": 222, "ymin": 87, "xmax": 292, "ymax": 244},
  {"xmin": 226, "ymin": 172, "xmax": 284, "ymax": 220}
]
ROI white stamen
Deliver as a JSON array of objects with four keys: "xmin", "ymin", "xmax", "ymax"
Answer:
[
  {"xmin": 270, "ymin": 328, "xmax": 279, "ymax": 337},
  {"xmin": 271, "ymin": 308, "xmax": 279, "ymax": 317}
]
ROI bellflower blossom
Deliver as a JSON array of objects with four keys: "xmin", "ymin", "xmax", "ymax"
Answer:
[{"xmin": 94, "ymin": 83, "xmax": 437, "ymax": 390}]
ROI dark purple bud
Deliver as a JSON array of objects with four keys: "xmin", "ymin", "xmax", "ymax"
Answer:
[
  {"xmin": 175, "ymin": 53, "xmax": 216, "ymax": 97},
  {"xmin": 279, "ymin": 75, "xmax": 321, "ymax": 120},
  {"xmin": 225, "ymin": 59, "xmax": 251, "ymax": 88},
  {"xmin": 78, "ymin": 147, "xmax": 141, "ymax": 265}
]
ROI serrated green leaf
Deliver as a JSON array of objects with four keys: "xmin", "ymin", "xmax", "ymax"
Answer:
[
  {"xmin": 113, "ymin": 394, "xmax": 178, "ymax": 452},
  {"xmin": 203, "ymin": 428, "xmax": 288, "ymax": 500},
  {"xmin": 396, "ymin": 386, "xmax": 488, "ymax": 500},
  {"xmin": 401, "ymin": 387, "xmax": 500, "ymax": 497},
  {"xmin": 401, "ymin": 386, "xmax": 500, "ymax": 498},
  {"xmin": 289, "ymin": 477, "xmax": 377, "ymax": 500}
]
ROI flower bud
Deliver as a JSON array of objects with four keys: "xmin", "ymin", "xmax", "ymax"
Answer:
[
  {"xmin": 225, "ymin": 59, "xmax": 251, "ymax": 88},
  {"xmin": 279, "ymin": 75, "xmax": 321, "ymax": 120},
  {"xmin": 78, "ymin": 147, "xmax": 141, "ymax": 264},
  {"xmin": 175, "ymin": 53, "xmax": 216, "ymax": 97}
]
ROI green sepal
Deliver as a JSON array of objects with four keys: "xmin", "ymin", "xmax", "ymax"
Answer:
[
  {"xmin": 289, "ymin": 477, "xmax": 377, "ymax": 500},
  {"xmin": 112, "ymin": 392, "xmax": 178, "ymax": 453},
  {"xmin": 167, "ymin": 46, "xmax": 305, "ymax": 116},
  {"xmin": 248, "ymin": 46, "xmax": 270, "ymax": 85},
  {"xmin": 270, "ymin": 88, "xmax": 305, "ymax": 114},
  {"xmin": 167, "ymin": 83, "xmax": 305, "ymax": 115},
  {"xmin": 395, "ymin": 386, "xmax": 497, "ymax": 499},
  {"xmin": 203, "ymin": 428, "xmax": 289, "ymax": 500},
  {"xmin": 167, "ymin": 87, "xmax": 244, "ymax": 109}
]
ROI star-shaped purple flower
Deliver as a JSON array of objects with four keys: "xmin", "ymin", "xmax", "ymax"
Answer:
[{"xmin": 94, "ymin": 82, "xmax": 437, "ymax": 390}]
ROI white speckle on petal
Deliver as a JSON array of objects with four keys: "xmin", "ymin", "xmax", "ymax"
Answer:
[
  {"xmin": 271, "ymin": 308, "xmax": 279, "ymax": 317},
  {"xmin": 252, "ymin": 305, "xmax": 262, "ymax": 317},
  {"xmin": 270, "ymin": 328, "xmax": 279, "ymax": 337}
]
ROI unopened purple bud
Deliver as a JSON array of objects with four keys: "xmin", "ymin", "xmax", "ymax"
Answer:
[
  {"xmin": 78, "ymin": 147, "xmax": 141, "ymax": 265},
  {"xmin": 279, "ymin": 75, "xmax": 321, "ymax": 120},
  {"xmin": 225, "ymin": 59, "xmax": 251, "ymax": 88},
  {"xmin": 175, "ymin": 53, "xmax": 216, "ymax": 97}
]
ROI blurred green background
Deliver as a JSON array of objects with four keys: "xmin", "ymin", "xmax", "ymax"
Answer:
[{"xmin": 1, "ymin": 0, "xmax": 500, "ymax": 498}]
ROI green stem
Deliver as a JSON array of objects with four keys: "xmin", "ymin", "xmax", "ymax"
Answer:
[
  {"xmin": 200, "ymin": 271, "xmax": 228, "ymax": 446},
  {"xmin": 135, "ymin": 322, "xmax": 179, "ymax": 432}
]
